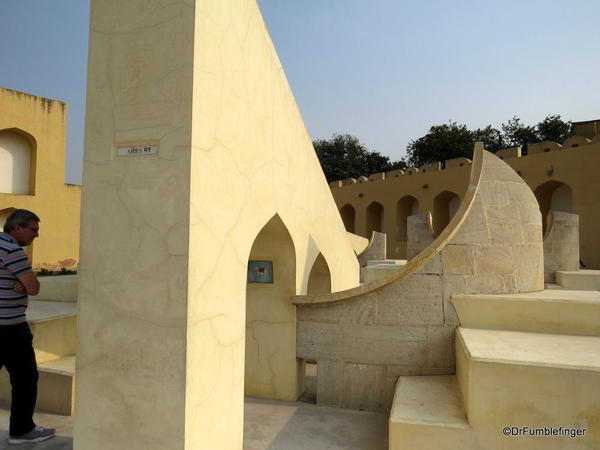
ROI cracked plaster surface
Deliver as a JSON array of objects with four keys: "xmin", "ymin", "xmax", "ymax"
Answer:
[{"xmin": 78, "ymin": 1, "xmax": 359, "ymax": 449}]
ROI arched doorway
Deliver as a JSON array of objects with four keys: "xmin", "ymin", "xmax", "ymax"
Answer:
[
  {"xmin": 339, "ymin": 204, "xmax": 355, "ymax": 233},
  {"xmin": 534, "ymin": 181, "xmax": 573, "ymax": 233},
  {"xmin": 0, "ymin": 130, "xmax": 33, "ymax": 195},
  {"xmin": 245, "ymin": 214, "xmax": 301, "ymax": 401},
  {"xmin": 366, "ymin": 201, "xmax": 384, "ymax": 237},
  {"xmin": 433, "ymin": 191, "xmax": 460, "ymax": 235},
  {"xmin": 396, "ymin": 196, "xmax": 418, "ymax": 242}
]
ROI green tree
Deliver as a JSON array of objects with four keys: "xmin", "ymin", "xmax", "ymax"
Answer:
[
  {"xmin": 501, "ymin": 116, "xmax": 539, "ymax": 149},
  {"xmin": 472, "ymin": 125, "xmax": 504, "ymax": 153},
  {"xmin": 313, "ymin": 134, "xmax": 405, "ymax": 182},
  {"xmin": 405, "ymin": 122, "xmax": 474, "ymax": 168},
  {"xmin": 536, "ymin": 115, "xmax": 573, "ymax": 143}
]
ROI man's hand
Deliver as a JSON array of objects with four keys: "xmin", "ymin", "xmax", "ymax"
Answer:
[
  {"xmin": 13, "ymin": 282, "xmax": 25, "ymax": 294},
  {"xmin": 16, "ymin": 272, "xmax": 40, "ymax": 296}
]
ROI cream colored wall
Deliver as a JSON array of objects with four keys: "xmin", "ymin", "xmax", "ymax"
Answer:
[
  {"xmin": 245, "ymin": 215, "xmax": 302, "ymax": 401},
  {"xmin": 0, "ymin": 87, "xmax": 81, "ymax": 269},
  {"xmin": 331, "ymin": 141, "xmax": 600, "ymax": 268},
  {"xmin": 77, "ymin": 1, "xmax": 359, "ymax": 449}
]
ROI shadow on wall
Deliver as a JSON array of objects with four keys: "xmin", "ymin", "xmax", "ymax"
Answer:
[
  {"xmin": 340, "ymin": 204, "xmax": 355, "ymax": 233},
  {"xmin": 366, "ymin": 202, "xmax": 384, "ymax": 236},
  {"xmin": 433, "ymin": 190, "xmax": 460, "ymax": 236},
  {"xmin": 396, "ymin": 195, "xmax": 418, "ymax": 242}
]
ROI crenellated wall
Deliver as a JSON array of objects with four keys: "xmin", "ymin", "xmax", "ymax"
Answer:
[{"xmin": 330, "ymin": 137, "xmax": 600, "ymax": 268}]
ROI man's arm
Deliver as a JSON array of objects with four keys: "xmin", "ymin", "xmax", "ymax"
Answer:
[{"xmin": 16, "ymin": 272, "xmax": 40, "ymax": 296}]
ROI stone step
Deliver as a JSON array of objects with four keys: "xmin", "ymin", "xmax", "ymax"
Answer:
[
  {"xmin": 544, "ymin": 283, "xmax": 564, "ymax": 290},
  {"xmin": 28, "ymin": 300, "xmax": 78, "ymax": 364},
  {"xmin": 389, "ymin": 376, "xmax": 474, "ymax": 449},
  {"xmin": 0, "ymin": 355, "xmax": 75, "ymax": 416},
  {"xmin": 456, "ymin": 328, "xmax": 600, "ymax": 449},
  {"xmin": 556, "ymin": 269, "xmax": 600, "ymax": 291},
  {"xmin": 452, "ymin": 290, "xmax": 600, "ymax": 336},
  {"xmin": 36, "ymin": 356, "xmax": 76, "ymax": 415},
  {"xmin": 366, "ymin": 259, "xmax": 407, "ymax": 266},
  {"xmin": 362, "ymin": 264, "xmax": 405, "ymax": 284},
  {"xmin": 37, "ymin": 275, "xmax": 78, "ymax": 302}
]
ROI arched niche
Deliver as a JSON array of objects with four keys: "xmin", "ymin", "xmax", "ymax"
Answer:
[
  {"xmin": 534, "ymin": 181, "xmax": 573, "ymax": 233},
  {"xmin": 245, "ymin": 214, "xmax": 301, "ymax": 401},
  {"xmin": 366, "ymin": 201, "xmax": 384, "ymax": 236},
  {"xmin": 396, "ymin": 195, "xmax": 418, "ymax": 242},
  {"xmin": 0, "ymin": 129, "xmax": 35, "ymax": 195},
  {"xmin": 433, "ymin": 191, "xmax": 460, "ymax": 235},
  {"xmin": 306, "ymin": 253, "xmax": 331, "ymax": 295},
  {"xmin": 339, "ymin": 204, "xmax": 355, "ymax": 233}
]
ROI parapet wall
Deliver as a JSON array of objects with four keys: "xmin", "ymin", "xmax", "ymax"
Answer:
[{"xmin": 329, "ymin": 136, "xmax": 598, "ymax": 188}]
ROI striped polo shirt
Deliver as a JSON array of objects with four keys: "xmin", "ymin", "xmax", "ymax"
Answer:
[{"xmin": 0, "ymin": 232, "xmax": 32, "ymax": 325}]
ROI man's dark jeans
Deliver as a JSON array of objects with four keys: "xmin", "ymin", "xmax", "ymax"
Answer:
[{"xmin": 0, "ymin": 322, "xmax": 38, "ymax": 436}]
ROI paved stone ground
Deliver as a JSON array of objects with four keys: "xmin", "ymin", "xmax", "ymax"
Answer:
[{"xmin": 0, "ymin": 398, "xmax": 387, "ymax": 449}]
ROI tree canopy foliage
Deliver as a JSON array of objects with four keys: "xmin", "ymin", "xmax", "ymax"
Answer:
[
  {"xmin": 314, "ymin": 115, "xmax": 574, "ymax": 181},
  {"xmin": 405, "ymin": 114, "xmax": 574, "ymax": 167},
  {"xmin": 313, "ymin": 134, "xmax": 405, "ymax": 182}
]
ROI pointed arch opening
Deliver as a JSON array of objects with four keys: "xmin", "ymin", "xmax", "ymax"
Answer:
[
  {"xmin": 366, "ymin": 201, "xmax": 384, "ymax": 236},
  {"xmin": 307, "ymin": 253, "xmax": 332, "ymax": 296},
  {"xmin": 245, "ymin": 214, "xmax": 301, "ymax": 402},
  {"xmin": 340, "ymin": 204, "xmax": 355, "ymax": 233},
  {"xmin": 433, "ymin": 191, "xmax": 460, "ymax": 235},
  {"xmin": 534, "ymin": 181, "xmax": 573, "ymax": 233}
]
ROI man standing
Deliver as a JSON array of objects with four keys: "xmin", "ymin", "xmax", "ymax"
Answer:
[{"xmin": 0, "ymin": 209, "xmax": 55, "ymax": 444}]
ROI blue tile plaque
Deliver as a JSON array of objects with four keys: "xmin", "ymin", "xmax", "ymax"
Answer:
[{"xmin": 248, "ymin": 260, "xmax": 273, "ymax": 283}]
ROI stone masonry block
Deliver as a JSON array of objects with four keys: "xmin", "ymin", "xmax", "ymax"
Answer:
[
  {"xmin": 296, "ymin": 321, "xmax": 342, "ymax": 360},
  {"xmin": 425, "ymin": 325, "xmax": 455, "ymax": 369},
  {"xmin": 297, "ymin": 303, "xmax": 343, "ymax": 324},
  {"xmin": 316, "ymin": 359, "xmax": 344, "ymax": 407},
  {"xmin": 342, "ymin": 324, "xmax": 426, "ymax": 366},
  {"xmin": 450, "ymin": 197, "xmax": 490, "ymax": 245},
  {"xmin": 475, "ymin": 245, "xmax": 515, "ymax": 276},
  {"xmin": 441, "ymin": 245, "xmax": 477, "ymax": 275},
  {"xmin": 342, "ymin": 362, "xmax": 386, "ymax": 411},
  {"xmin": 342, "ymin": 297, "xmax": 376, "ymax": 325}
]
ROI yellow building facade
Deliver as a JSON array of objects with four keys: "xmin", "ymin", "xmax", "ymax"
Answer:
[
  {"xmin": 330, "ymin": 135, "xmax": 600, "ymax": 269},
  {"xmin": 0, "ymin": 87, "xmax": 81, "ymax": 269}
]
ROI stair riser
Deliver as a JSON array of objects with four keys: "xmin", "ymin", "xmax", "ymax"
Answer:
[
  {"xmin": 389, "ymin": 424, "xmax": 474, "ymax": 450},
  {"xmin": 556, "ymin": 273, "xmax": 600, "ymax": 291},
  {"xmin": 31, "ymin": 316, "xmax": 77, "ymax": 364},
  {"xmin": 467, "ymin": 361, "xmax": 599, "ymax": 425},
  {"xmin": 36, "ymin": 371, "xmax": 75, "ymax": 416},
  {"xmin": 0, "ymin": 370, "xmax": 74, "ymax": 416},
  {"xmin": 453, "ymin": 298, "xmax": 600, "ymax": 337}
]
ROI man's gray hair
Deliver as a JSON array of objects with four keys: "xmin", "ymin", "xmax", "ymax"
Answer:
[{"xmin": 3, "ymin": 209, "xmax": 40, "ymax": 233}]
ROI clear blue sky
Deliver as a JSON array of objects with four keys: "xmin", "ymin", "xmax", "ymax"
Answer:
[{"xmin": 1, "ymin": 1, "xmax": 599, "ymax": 184}]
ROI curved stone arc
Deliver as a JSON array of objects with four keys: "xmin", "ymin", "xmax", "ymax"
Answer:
[
  {"xmin": 293, "ymin": 143, "xmax": 486, "ymax": 305},
  {"xmin": 294, "ymin": 142, "xmax": 545, "ymax": 306}
]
